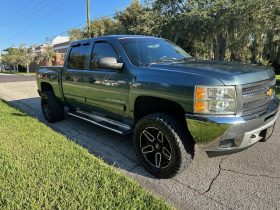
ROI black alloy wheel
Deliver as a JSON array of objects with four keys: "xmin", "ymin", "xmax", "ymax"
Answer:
[{"xmin": 133, "ymin": 113, "xmax": 194, "ymax": 178}]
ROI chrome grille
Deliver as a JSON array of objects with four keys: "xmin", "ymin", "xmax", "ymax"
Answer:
[
  {"xmin": 242, "ymin": 79, "xmax": 275, "ymax": 95},
  {"xmin": 241, "ymin": 78, "xmax": 275, "ymax": 115},
  {"xmin": 243, "ymin": 96, "xmax": 271, "ymax": 112}
]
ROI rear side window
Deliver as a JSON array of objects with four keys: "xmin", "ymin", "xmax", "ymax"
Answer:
[
  {"xmin": 91, "ymin": 42, "xmax": 118, "ymax": 69},
  {"xmin": 69, "ymin": 44, "xmax": 90, "ymax": 69}
]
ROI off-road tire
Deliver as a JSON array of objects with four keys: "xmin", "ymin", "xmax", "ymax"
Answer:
[
  {"xmin": 133, "ymin": 113, "xmax": 194, "ymax": 178},
  {"xmin": 41, "ymin": 91, "xmax": 64, "ymax": 123}
]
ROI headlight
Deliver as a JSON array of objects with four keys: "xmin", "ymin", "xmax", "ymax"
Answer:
[{"xmin": 194, "ymin": 86, "xmax": 237, "ymax": 114}]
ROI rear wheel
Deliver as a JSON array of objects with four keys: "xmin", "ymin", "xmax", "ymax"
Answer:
[
  {"xmin": 133, "ymin": 113, "xmax": 194, "ymax": 178},
  {"xmin": 41, "ymin": 91, "xmax": 64, "ymax": 123}
]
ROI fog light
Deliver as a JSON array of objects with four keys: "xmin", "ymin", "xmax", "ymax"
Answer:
[
  {"xmin": 219, "ymin": 139, "xmax": 238, "ymax": 148},
  {"xmin": 251, "ymin": 134, "xmax": 257, "ymax": 138}
]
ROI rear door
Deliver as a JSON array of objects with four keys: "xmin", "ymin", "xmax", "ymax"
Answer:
[
  {"xmin": 82, "ymin": 40, "xmax": 131, "ymax": 120},
  {"xmin": 62, "ymin": 41, "xmax": 92, "ymax": 107}
]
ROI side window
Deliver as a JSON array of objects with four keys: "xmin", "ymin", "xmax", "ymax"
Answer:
[
  {"xmin": 68, "ymin": 44, "xmax": 90, "ymax": 69},
  {"xmin": 91, "ymin": 42, "xmax": 118, "ymax": 69}
]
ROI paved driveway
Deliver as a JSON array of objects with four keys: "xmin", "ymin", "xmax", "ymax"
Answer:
[{"xmin": 0, "ymin": 75, "xmax": 280, "ymax": 209}]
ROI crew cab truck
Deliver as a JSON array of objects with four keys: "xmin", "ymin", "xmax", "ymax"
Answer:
[{"xmin": 36, "ymin": 35, "xmax": 279, "ymax": 178}]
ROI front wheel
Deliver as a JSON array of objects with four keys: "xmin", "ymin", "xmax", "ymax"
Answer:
[
  {"xmin": 41, "ymin": 91, "xmax": 64, "ymax": 123},
  {"xmin": 133, "ymin": 113, "xmax": 194, "ymax": 178}
]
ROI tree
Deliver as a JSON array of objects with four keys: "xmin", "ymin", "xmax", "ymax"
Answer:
[
  {"xmin": 1, "ymin": 52, "xmax": 14, "ymax": 72},
  {"xmin": 91, "ymin": 17, "xmax": 120, "ymax": 37},
  {"xmin": 35, "ymin": 45, "xmax": 55, "ymax": 66},
  {"xmin": 17, "ymin": 45, "xmax": 35, "ymax": 73},
  {"xmin": 68, "ymin": 28, "xmax": 87, "ymax": 41},
  {"xmin": 115, "ymin": 1, "xmax": 156, "ymax": 35},
  {"xmin": 1, "ymin": 47, "xmax": 22, "ymax": 71},
  {"xmin": 68, "ymin": 18, "xmax": 120, "ymax": 40},
  {"xmin": 65, "ymin": 0, "xmax": 280, "ymax": 72},
  {"xmin": 2, "ymin": 45, "xmax": 35, "ymax": 73}
]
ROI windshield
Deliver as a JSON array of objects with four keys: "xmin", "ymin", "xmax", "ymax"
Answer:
[{"xmin": 119, "ymin": 38, "xmax": 191, "ymax": 66}]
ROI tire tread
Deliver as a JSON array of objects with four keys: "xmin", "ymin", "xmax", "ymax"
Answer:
[{"xmin": 41, "ymin": 91, "xmax": 64, "ymax": 123}]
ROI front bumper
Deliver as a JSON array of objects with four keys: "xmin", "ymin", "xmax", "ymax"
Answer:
[{"xmin": 186, "ymin": 96, "xmax": 279, "ymax": 157}]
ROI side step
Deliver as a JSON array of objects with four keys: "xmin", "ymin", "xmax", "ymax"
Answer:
[{"xmin": 68, "ymin": 110, "xmax": 132, "ymax": 135}]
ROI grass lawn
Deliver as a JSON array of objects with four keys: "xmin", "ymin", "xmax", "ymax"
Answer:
[
  {"xmin": 0, "ymin": 100, "xmax": 171, "ymax": 210},
  {"xmin": 0, "ymin": 71, "xmax": 35, "ymax": 76},
  {"xmin": 276, "ymin": 75, "xmax": 280, "ymax": 98}
]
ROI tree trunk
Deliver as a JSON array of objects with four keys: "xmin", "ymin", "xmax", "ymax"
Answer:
[
  {"xmin": 26, "ymin": 64, "xmax": 29, "ymax": 74},
  {"xmin": 230, "ymin": 51, "xmax": 237, "ymax": 61},
  {"xmin": 277, "ymin": 45, "xmax": 280, "ymax": 65},
  {"xmin": 173, "ymin": 32, "xmax": 179, "ymax": 44},
  {"xmin": 213, "ymin": 32, "xmax": 227, "ymax": 61},
  {"xmin": 273, "ymin": 44, "xmax": 280, "ymax": 74},
  {"xmin": 219, "ymin": 34, "xmax": 227, "ymax": 61},
  {"xmin": 263, "ymin": 31, "xmax": 273, "ymax": 61},
  {"xmin": 250, "ymin": 35, "xmax": 257, "ymax": 63},
  {"xmin": 213, "ymin": 38, "xmax": 219, "ymax": 60}
]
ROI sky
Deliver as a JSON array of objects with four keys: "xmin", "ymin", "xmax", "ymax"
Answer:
[{"xmin": 0, "ymin": 0, "xmax": 142, "ymax": 51}]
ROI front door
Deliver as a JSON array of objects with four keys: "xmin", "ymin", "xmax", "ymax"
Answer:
[{"xmin": 82, "ymin": 41, "xmax": 131, "ymax": 121}]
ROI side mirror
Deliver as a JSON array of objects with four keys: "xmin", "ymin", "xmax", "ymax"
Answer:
[{"xmin": 97, "ymin": 57, "xmax": 123, "ymax": 70}]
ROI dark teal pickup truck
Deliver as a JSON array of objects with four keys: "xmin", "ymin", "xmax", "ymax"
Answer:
[{"xmin": 36, "ymin": 35, "xmax": 279, "ymax": 178}]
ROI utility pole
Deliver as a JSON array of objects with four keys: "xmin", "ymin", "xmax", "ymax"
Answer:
[{"xmin": 87, "ymin": 0, "xmax": 91, "ymax": 38}]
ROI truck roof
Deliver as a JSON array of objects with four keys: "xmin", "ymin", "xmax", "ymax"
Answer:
[{"xmin": 70, "ymin": 35, "xmax": 160, "ymax": 45}]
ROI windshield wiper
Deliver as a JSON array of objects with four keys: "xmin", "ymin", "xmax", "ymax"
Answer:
[
  {"xmin": 151, "ymin": 57, "xmax": 179, "ymax": 64},
  {"xmin": 149, "ymin": 57, "xmax": 194, "ymax": 66},
  {"xmin": 173, "ymin": 57, "xmax": 194, "ymax": 62},
  {"xmin": 159, "ymin": 56, "xmax": 179, "ymax": 62}
]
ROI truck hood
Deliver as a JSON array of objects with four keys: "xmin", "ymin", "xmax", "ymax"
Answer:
[{"xmin": 149, "ymin": 60, "xmax": 275, "ymax": 85}]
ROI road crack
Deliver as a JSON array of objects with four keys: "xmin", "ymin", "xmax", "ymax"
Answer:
[
  {"xmin": 203, "ymin": 157, "xmax": 225, "ymax": 194},
  {"xmin": 221, "ymin": 168, "xmax": 280, "ymax": 179},
  {"xmin": 174, "ymin": 176, "xmax": 233, "ymax": 209}
]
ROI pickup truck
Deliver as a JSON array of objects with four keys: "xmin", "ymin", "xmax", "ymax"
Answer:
[{"xmin": 36, "ymin": 35, "xmax": 279, "ymax": 178}]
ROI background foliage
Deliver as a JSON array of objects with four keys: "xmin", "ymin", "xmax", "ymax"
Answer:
[
  {"xmin": 68, "ymin": 0, "xmax": 280, "ymax": 73},
  {"xmin": 2, "ymin": 0, "xmax": 279, "ymax": 73}
]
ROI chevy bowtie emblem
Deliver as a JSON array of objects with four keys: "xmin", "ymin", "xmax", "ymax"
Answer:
[{"xmin": 266, "ymin": 88, "xmax": 273, "ymax": 96}]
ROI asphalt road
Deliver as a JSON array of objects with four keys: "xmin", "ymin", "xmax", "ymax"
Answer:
[
  {"xmin": 0, "ymin": 74, "xmax": 280, "ymax": 209},
  {"xmin": 0, "ymin": 73, "xmax": 35, "ymax": 83}
]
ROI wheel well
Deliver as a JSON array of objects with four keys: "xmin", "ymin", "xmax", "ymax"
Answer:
[
  {"xmin": 134, "ymin": 96, "xmax": 186, "ymax": 124},
  {"xmin": 41, "ymin": 82, "xmax": 53, "ymax": 92}
]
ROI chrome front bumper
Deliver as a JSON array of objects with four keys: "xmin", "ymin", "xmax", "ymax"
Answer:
[{"xmin": 186, "ymin": 96, "xmax": 279, "ymax": 156}]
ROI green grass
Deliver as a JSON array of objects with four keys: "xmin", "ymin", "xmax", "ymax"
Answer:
[
  {"xmin": 0, "ymin": 71, "xmax": 35, "ymax": 76},
  {"xmin": 276, "ymin": 75, "xmax": 280, "ymax": 98},
  {"xmin": 0, "ymin": 100, "xmax": 171, "ymax": 210}
]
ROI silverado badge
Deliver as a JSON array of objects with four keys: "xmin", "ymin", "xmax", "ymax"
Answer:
[{"xmin": 266, "ymin": 88, "xmax": 273, "ymax": 97}]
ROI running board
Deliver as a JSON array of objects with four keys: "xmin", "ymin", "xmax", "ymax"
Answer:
[{"xmin": 68, "ymin": 111, "xmax": 132, "ymax": 135}]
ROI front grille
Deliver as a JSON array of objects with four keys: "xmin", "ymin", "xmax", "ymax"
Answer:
[
  {"xmin": 243, "ymin": 96, "xmax": 271, "ymax": 112},
  {"xmin": 242, "ymin": 79, "xmax": 275, "ymax": 95},
  {"xmin": 241, "ymin": 78, "xmax": 275, "ymax": 115}
]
